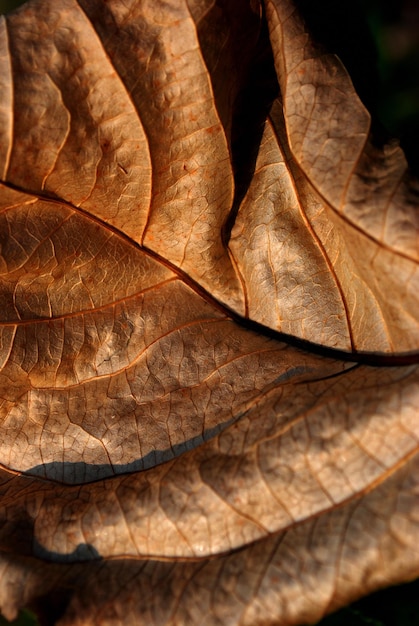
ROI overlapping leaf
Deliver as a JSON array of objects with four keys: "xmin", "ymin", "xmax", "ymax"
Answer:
[{"xmin": 0, "ymin": 0, "xmax": 418, "ymax": 624}]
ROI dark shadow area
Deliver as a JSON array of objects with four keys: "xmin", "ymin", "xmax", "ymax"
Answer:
[
  {"xmin": 0, "ymin": 609, "xmax": 39, "ymax": 626},
  {"xmin": 0, "ymin": 509, "xmax": 101, "ymax": 562},
  {"xmin": 33, "ymin": 539, "xmax": 101, "ymax": 564},
  {"xmin": 25, "ymin": 415, "xmax": 237, "ymax": 484},
  {"xmin": 224, "ymin": 9, "xmax": 279, "ymax": 245},
  {"xmin": 315, "ymin": 577, "xmax": 419, "ymax": 626},
  {"xmin": 0, "ymin": 0, "xmax": 26, "ymax": 14},
  {"xmin": 191, "ymin": 0, "xmax": 279, "ymax": 245},
  {"xmin": 294, "ymin": 0, "xmax": 381, "ymax": 121},
  {"xmin": 27, "ymin": 591, "xmax": 71, "ymax": 626}
]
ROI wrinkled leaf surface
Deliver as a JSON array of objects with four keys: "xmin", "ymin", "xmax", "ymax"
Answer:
[{"xmin": 0, "ymin": 0, "xmax": 418, "ymax": 624}]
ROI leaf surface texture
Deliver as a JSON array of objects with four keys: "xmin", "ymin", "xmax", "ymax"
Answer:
[{"xmin": 0, "ymin": 0, "xmax": 418, "ymax": 624}]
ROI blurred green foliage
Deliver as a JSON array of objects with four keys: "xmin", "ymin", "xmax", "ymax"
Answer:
[
  {"xmin": 362, "ymin": 0, "xmax": 419, "ymax": 175},
  {"xmin": 0, "ymin": 0, "xmax": 25, "ymax": 14},
  {"xmin": 0, "ymin": 610, "xmax": 38, "ymax": 626}
]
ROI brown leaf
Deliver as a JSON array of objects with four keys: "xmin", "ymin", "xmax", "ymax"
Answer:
[{"xmin": 0, "ymin": 0, "xmax": 418, "ymax": 625}]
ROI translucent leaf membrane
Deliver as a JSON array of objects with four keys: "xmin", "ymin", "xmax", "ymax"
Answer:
[{"xmin": 2, "ymin": 0, "xmax": 418, "ymax": 353}]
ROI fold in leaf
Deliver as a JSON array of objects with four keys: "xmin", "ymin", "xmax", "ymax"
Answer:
[
  {"xmin": 1, "ymin": 361, "xmax": 417, "ymax": 563},
  {"xmin": 0, "ymin": 0, "xmax": 418, "ymax": 624},
  {"xmin": 3, "ymin": 0, "xmax": 418, "ymax": 352},
  {"xmin": 1, "ymin": 454, "xmax": 419, "ymax": 625}
]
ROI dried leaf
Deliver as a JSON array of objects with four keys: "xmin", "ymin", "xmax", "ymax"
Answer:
[{"xmin": 0, "ymin": 0, "xmax": 418, "ymax": 624}]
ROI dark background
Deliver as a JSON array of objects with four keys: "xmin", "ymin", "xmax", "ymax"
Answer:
[{"xmin": 295, "ymin": 0, "xmax": 419, "ymax": 177}]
